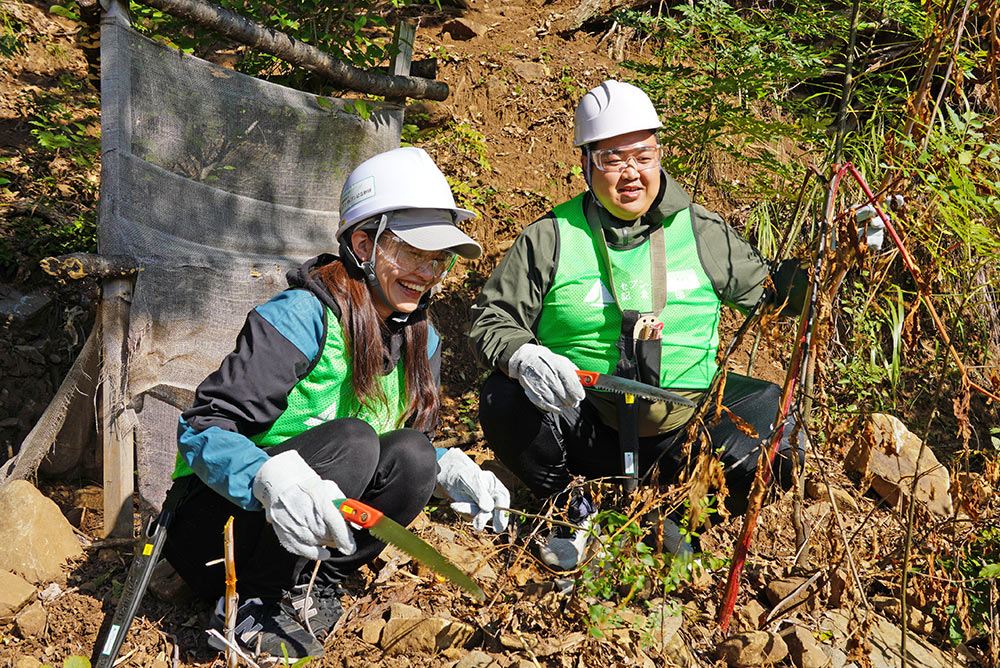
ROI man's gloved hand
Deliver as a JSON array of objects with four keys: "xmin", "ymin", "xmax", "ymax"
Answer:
[
  {"xmin": 854, "ymin": 195, "xmax": 903, "ymax": 251},
  {"xmin": 436, "ymin": 448, "xmax": 510, "ymax": 533},
  {"xmin": 252, "ymin": 450, "xmax": 357, "ymax": 560},
  {"xmin": 507, "ymin": 343, "xmax": 586, "ymax": 414}
]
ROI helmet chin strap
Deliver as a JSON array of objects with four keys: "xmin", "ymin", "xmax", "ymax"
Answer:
[
  {"xmin": 341, "ymin": 213, "xmax": 430, "ymax": 321},
  {"xmin": 583, "ymin": 146, "xmax": 607, "ymax": 213}
]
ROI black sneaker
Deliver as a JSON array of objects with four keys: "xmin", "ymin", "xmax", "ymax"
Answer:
[
  {"xmin": 281, "ymin": 583, "xmax": 345, "ymax": 640},
  {"xmin": 208, "ymin": 596, "xmax": 324, "ymax": 660}
]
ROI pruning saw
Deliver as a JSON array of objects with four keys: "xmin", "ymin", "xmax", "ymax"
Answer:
[{"xmin": 335, "ymin": 498, "xmax": 485, "ymax": 601}]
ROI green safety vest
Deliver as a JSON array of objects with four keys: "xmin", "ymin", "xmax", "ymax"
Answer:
[
  {"xmin": 535, "ymin": 193, "xmax": 722, "ymax": 390},
  {"xmin": 173, "ymin": 306, "xmax": 407, "ymax": 478}
]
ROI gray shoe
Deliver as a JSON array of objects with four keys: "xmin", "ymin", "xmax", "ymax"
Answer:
[
  {"xmin": 208, "ymin": 595, "xmax": 324, "ymax": 660},
  {"xmin": 281, "ymin": 583, "xmax": 345, "ymax": 640}
]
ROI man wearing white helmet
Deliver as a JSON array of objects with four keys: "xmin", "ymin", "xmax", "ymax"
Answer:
[
  {"xmin": 469, "ymin": 80, "xmax": 808, "ymax": 569},
  {"xmin": 163, "ymin": 147, "xmax": 509, "ymax": 660}
]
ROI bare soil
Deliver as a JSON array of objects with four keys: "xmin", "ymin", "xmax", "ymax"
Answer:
[{"xmin": 0, "ymin": 1, "xmax": 986, "ymax": 668}]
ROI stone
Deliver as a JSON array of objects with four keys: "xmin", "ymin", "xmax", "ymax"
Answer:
[
  {"xmin": 735, "ymin": 600, "xmax": 767, "ymax": 631},
  {"xmin": 821, "ymin": 609, "xmax": 969, "ymax": 667},
  {"xmin": 846, "ymin": 413, "xmax": 953, "ymax": 518},
  {"xmin": 360, "ymin": 619, "xmax": 385, "ymax": 645},
  {"xmin": 388, "ymin": 602, "xmax": 421, "ymax": 619},
  {"xmin": 511, "ymin": 61, "xmax": 548, "ymax": 81},
  {"xmin": 15, "ymin": 657, "xmax": 42, "ymax": 668},
  {"xmin": 380, "ymin": 616, "xmax": 476, "ymax": 655},
  {"xmin": 870, "ymin": 595, "xmax": 936, "ymax": 634},
  {"xmin": 0, "ymin": 481, "xmax": 83, "ymax": 584},
  {"xmin": 0, "ymin": 570, "xmax": 36, "ymax": 616},
  {"xmin": 806, "ymin": 480, "xmax": 860, "ymax": 511},
  {"xmin": 717, "ymin": 631, "xmax": 789, "ymax": 667},
  {"xmin": 0, "ymin": 287, "xmax": 52, "ymax": 331},
  {"xmin": 781, "ymin": 625, "xmax": 831, "ymax": 668},
  {"xmin": 764, "ymin": 575, "xmax": 820, "ymax": 612},
  {"xmin": 442, "ymin": 18, "xmax": 487, "ymax": 40},
  {"xmin": 15, "ymin": 601, "xmax": 47, "ymax": 638},
  {"xmin": 455, "ymin": 649, "xmax": 495, "ymax": 668}
]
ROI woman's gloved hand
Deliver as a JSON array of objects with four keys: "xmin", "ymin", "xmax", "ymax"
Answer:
[
  {"xmin": 507, "ymin": 343, "xmax": 586, "ymax": 414},
  {"xmin": 252, "ymin": 450, "xmax": 357, "ymax": 560},
  {"xmin": 436, "ymin": 448, "xmax": 510, "ymax": 533}
]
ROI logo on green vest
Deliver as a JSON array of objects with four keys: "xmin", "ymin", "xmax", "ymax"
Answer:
[
  {"xmin": 666, "ymin": 270, "xmax": 700, "ymax": 300},
  {"xmin": 304, "ymin": 402, "xmax": 338, "ymax": 428},
  {"xmin": 583, "ymin": 279, "xmax": 615, "ymax": 305}
]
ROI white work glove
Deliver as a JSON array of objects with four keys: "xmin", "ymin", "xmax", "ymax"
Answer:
[
  {"xmin": 252, "ymin": 450, "xmax": 357, "ymax": 560},
  {"xmin": 854, "ymin": 195, "xmax": 903, "ymax": 251},
  {"xmin": 507, "ymin": 343, "xmax": 586, "ymax": 415},
  {"xmin": 436, "ymin": 448, "xmax": 510, "ymax": 533}
]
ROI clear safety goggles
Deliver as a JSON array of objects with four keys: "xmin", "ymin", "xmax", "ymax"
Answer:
[
  {"xmin": 590, "ymin": 143, "xmax": 662, "ymax": 173},
  {"xmin": 375, "ymin": 232, "xmax": 457, "ymax": 280}
]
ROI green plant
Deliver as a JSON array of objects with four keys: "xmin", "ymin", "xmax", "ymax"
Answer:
[
  {"xmin": 41, "ymin": 656, "xmax": 91, "ymax": 668},
  {"xmin": 923, "ymin": 527, "xmax": 1000, "ymax": 644},
  {"xmin": 0, "ymin": 5, "xmax": 27, "ymax": 59},
  {"xmin": 619, "ymin": 0, "xmax": 833, "ymax": 199},
  {"xmin": 279, "ymin": 643, "xmax": 314, "ymax": 668},
  {"xmin": 435, "ymin": 121, "xmax": 491, "ymax": 171},
  {"xmin": 578, "ymin": 510, "xmax": 718, "ymax": 638},
  {"xmin": 28, "ymin": 80, "xmax": 100, "ymax": 171}
]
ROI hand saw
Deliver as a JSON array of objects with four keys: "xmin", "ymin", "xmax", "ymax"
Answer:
[
  {"xmin": 576, "ymin": 370, "xmax": 695, "ymax": 407},
  {"xmin": 335, "ymin": 498, "xmax": 485, "ymax": 601}
]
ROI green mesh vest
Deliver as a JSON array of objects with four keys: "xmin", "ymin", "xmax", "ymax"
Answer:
[
  {"xmin": 535, "ymin": 193, "xmax": 722, "ymax": 390},
  {"xmin": 173, "ymin": 306, "xmax": 407, "ymax": 478}
]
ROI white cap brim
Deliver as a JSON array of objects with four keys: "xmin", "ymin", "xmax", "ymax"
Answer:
[{"xmin": 387, "ymin": 209, "xmax": 482, "ymax": 260}]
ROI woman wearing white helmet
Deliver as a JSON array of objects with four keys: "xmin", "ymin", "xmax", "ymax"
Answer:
[
  {"xmin": 162, "ymin": 147, "xmax": 509, "ymax": 661},
  {"xmin": 469, "ymin": 80, "xmax": 809, "ymax": 570}
]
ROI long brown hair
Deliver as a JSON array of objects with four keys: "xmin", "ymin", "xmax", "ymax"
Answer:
[{"xmin": 315, "ymin": 259, "xmax": 439, "ymax": 432}]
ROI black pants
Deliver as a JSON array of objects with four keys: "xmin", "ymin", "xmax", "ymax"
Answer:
[
  {"xmin": 163, "ymin": 418, "xmax": 437, "ymax": 603},
  {"xmin": 479, "ymin": 372, "xmax": 803, "ymax": 516}
]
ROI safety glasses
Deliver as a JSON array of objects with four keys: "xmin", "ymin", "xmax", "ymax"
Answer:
[
  {"xmin": 375, "ymin": 232, "xmax": 457, "ymax": 280},
  {"xmin": 590, "ymin": 142, "xmax": 661, "ymax": 173}
]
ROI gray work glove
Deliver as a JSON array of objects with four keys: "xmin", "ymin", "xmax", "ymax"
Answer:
[
  {"xmin": 252, "ymin": 450, "xmax": 357, "ymax": 560},
  {"xmin": 855, "ymin": 195, "xmax": 903, "ymax": 251},
  {"xmin": 436, "ymin": 448, "xmax": 510, "ymax": 533},
  {"xmin": 507, "ymin": 343, "xmax": 586, "ymax": 415}
]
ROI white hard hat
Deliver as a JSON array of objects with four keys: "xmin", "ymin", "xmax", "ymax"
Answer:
[
  {"xmin": 338, "ymin": 146, "xmax": 480, "ymax": 259},
  {"xmin": 573, "ymin": 80, "xmax": 663, "ymax": 147}
]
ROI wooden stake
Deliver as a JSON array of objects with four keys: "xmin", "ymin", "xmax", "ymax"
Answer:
[{"xmin": 224, "ymin": 516, "xmax": 238, "ymax": 668}]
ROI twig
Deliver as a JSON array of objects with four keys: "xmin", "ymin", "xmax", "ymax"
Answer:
[
  {"xmin": 763, "ymin": 570, "xmax": 824, "ymax": 624},
  {"xmin": 514, "ymin": 628, "xmax": 544, "ymax": 668},
  {"xmin": 832, "ymin": 0, "xmax": 862, "ymax": 164},
  {"xmin": 223, "ymin": 517, "xmax": 237, "ymax": 668},
  {"xmin": 303, "ymin": 560, "xmax": 321, "ymax": 637},
  {"xmin": 205, "ymin": 630, "xmax": 260, "ymax": 668}
]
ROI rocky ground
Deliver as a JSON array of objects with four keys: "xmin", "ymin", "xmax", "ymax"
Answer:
[{"xmin": 0, "ymin": 1, "xmax": 995, "ymax": 667}]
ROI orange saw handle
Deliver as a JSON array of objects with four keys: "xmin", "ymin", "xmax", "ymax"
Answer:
[
  {"xmin": 576, "ymin": 370, "xmax": 600, "ymax": 388},
  {"xmin": 334, "ymin": 498, "xmax": 383, "ymax": 529}
]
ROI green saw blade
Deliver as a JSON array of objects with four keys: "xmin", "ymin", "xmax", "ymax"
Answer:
[{"xmin": 368, "ymin": 516, "xmax": 486, "ymax": 601}]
